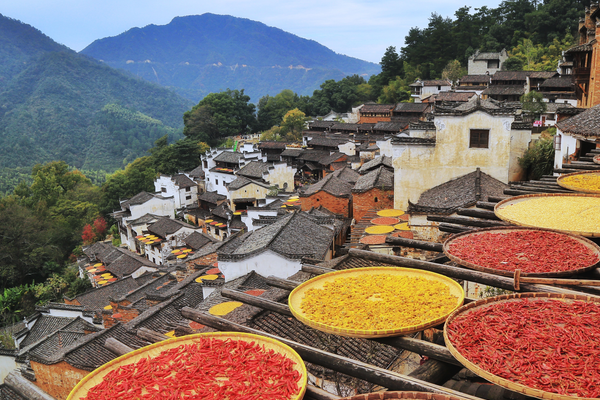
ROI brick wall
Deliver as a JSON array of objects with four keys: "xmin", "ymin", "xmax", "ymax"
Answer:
[
  {"xmin": 30, "ymin": 360, "xmax": 88, "ymax": 400},
  {"xmin": 301, "ymin": 192, "xmax": 352, "ymax": 218},
  {"xmin": 358, "ymin": 116, "xmax": 391, "ymax": 124},
  {"xmin": 352, "ymin": 188, "xmax": 394, "ymax": 221}
]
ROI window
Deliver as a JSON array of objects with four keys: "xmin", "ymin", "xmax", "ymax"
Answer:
[
  {"xmin": 469, "ymin": 129, "xmax": 489, "ymax": 148},
  {"xmin": 161, "ymin": 187, "xmax": 166, "ymax": 193},
  {"xmin": 186, "ymin": 195, "xmax": 192, "ymax": 200},
  {"xmin": 215, "ymin": 179, "xmax": 219, "ymax": 186},
  {"xmin": 203, "ymin": 161, "xmax": 208, "ymax": 168},
  {"xmin": 374, "ymin": 197, "xmax": 378, "ymax": 203},
  {"xmin": 487, "ymin": 60, "xmax": 499, "ymax": 69},
  {"xmin": 186, "ymin": 187, "xmax": 191, "ymax": 192}
]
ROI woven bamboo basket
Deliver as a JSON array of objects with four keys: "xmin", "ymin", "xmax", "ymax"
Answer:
[
  {"xmin": 288, "ymin": 266, "xmax": 464, "ymax": 338},
  {"xmin": 443, "ymin": 226, "xmax": 600, "ymax": 278},
  {"xmin": 556, "ymin": 170, "xmax": 600, "ymax": 193},
  {"xmin": 444, "ymin": 292, "xmax": 600, "ymax": 400},
  {"xmin": 340, "ymin": 391, "xmax": 470, "ymax": 400},
  {"xmin": 67, "ymin": 331, "xmax": 307, "ymax": 400},
  {"xmin": 494, "ymin": 193, "xmax": 600, "ymax": 237}
]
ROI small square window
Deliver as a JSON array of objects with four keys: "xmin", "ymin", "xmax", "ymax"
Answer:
[
  {"xmin": 161, "ymin": 187, "xmax": 167, "ymax": 193},
  {"xmin": 186, "ymin": 187, "xmax": 191, "ymax": 192},
  {"xmin": 470, "ymin": 129, "xmax": 489, "ymax": 148}
]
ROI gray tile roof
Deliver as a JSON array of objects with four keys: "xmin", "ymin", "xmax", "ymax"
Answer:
[
  {"xmin": 556, "ymin": 103, "xmax": 600, "ymax": 138},
  {"xmin": 188, "ymin": 165, "xmax": 205, "ymax": 179},
  {"xmin": 358, "ymin": 156, "xmax": 393, "ymax": 174},
  {"xmin": 213, "ymin": 151, "xmax": 243, "ymax": 164},
  {"xmin": 211, "ymin": 202, "xmax": 231, "ymax": 219},
  {"xmin": 360, "ymin": 104, "xmax": 394, "ymax": 113},
  {"xmin": 307, "ymin": 137, "xmax": 350, "ymax": 148},
  {"xmin": 172, "ymin": 174, "xmax": 196, "ymax": 188},
  {"xmin": 302, "ymin": 172, "xmax": 354, "ymax": 197},
  {"xmin": 373, "ymin": 121, "xmax": 410, "ymax": 132},
  {"xmin": 68, "ymin": 276, "xmax": 139, "ymax": 311},
  {"xmin": 394, "ymin": 103, "xmax": 430, "ymax": 113},
  {"xmin": 199, "ymin": 190, "xmax": 227, "ymax": 204},
  {"xmin": 408, "ymin": 168, "xmax": 508, "ymax": 214},
  {"xmin": 353, "ymin": 166, "xmax": 394, "ymax": 193},
  {"xmin": 258, "ymin": 141, "xmax": 289, "ymax": 149},
  {"xmin": 280, "ymin": 148, "xmax": 304, "ymax": 157},
  {"xmin": 434, "ymin": 92, "xmax": 477, "ymax": 102},
  {"xmin": 331, "ymin": 167, "xmax": 360, "ymax": 184},
  {"xmin": 184, "ymin": 231, "xmax": 216, "ymax": 250},
  {"xmin": 19, "ymin": 315, "xmax": 78, "ymax": 348},
  {"xmin": 308, "ymin": 121, "xmax": 336, "ymax": 129},
  {"xmin": 540, "ymin": 76, "xmax": 575, "ymax": 89},
  {"xmin": 481, "ymin": 85, "xmax": 525, "ymax": 96},
  {"xmin": 227, "ymin": 176, "xmax": 271, "ymax": 191},
  {"xmin": 121, "ymin": 192, "xmax": 170, "ymax": 209},
  {"xmin": 128, "ymin": 213, "xmax": 161, "ymax": 226},
  {"xmin": 0, "ymin": 384, "xmax": 27, "ymax": 399},
  {"xmin": 218, "ymin": 212, "xmax": 333, "ymax": 261},
  {"xmin": 148, "ymin": 217, "xmax": 198, "ymax": 238},
  {"xmin": 237, "ymin": 161, "xmax": 270, "ymax": 179},
  {"xmin": 298, "ymin": 150, "xmax": 331, "ymax": 163},
  {"xmin": 459, "ymin": 75, "xmax": 491, "ymax": 84},
  {"xmin": 330, "ymin": 123, "xmax": 375, "ymax": 132},
  {"xmin": 318, "ymin": 152, "xmax": 347, "ymax": 166},
  {"xmin": 104, "ymin": 248, "xmax": 161, "ymax": 278},
  {"xmin": 62, "ymin": 323, "xmax": 150, "ymax": 371}
]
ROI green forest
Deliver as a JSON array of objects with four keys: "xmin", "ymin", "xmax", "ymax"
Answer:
[{"xmin": 0, "ymin": 0, "xmax": 589, "ymax": 327}]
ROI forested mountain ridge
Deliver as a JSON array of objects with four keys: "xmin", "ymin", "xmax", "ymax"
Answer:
[
  {"xmin": 80, "ymin": 13, "xmax": 381, "ymax": 102},
  {"xmin": 0, "ymin": 15, "xmax": 194, "ymax": 181}
]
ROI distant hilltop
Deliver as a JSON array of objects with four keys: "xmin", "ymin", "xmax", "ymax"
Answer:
[{"xmin": 80, "ymin": 13, "xmax": 381, "ymax": 102}]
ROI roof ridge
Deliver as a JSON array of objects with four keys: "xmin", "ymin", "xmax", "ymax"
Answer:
[{"xmin": 263, "ymin": 212, "xmax": 297, "ymax": 251}]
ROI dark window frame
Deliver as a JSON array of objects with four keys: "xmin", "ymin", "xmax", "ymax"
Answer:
[{"xmin": 469, "ymin": 129, "xmax": 490, "ymax": 148}]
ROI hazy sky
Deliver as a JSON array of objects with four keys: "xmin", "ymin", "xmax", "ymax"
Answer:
[{"xmin": 3, "ymin": 0, "xmax": 502, "ymax": 64}]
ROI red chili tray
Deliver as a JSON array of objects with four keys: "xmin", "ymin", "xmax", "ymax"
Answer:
[
  {"xmin": 443, "ymin": 226, "xmax": 600, "ymax": 278},
  {"xmin": 444, "ymin": 292, "xmax": 600, "ymax": 400},
  {"xmin": 594, "ymin": 154, "xmax": 600, "ymax": 165}
]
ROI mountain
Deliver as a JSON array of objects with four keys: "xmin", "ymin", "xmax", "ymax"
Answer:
[
  {"xmin": 80, "ymin": 14, "xmax": 381, "ymax": 102},
  {"xmin": 0, "ymin": 15, "xmax": 194, "ymax": 177}
]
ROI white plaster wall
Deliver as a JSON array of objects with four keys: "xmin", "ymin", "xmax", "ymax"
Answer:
[
  {"xmin": 338, "ymin": 142, "xmax": 356, "ymax": 156},
  {"xmin": 206, "ymin": 171, "xmax": 236, "ymax": 196},
  {"xmin": 128, "ymin": 197, "xmax": 175, "ymax": 220},
  {"xmin": 219, "ymin": 250, "xmax": 302, "ymax": 282},
  {"xmin": 422, "ymin": 85, "xmax": 451, "ymax": 97},
  {"xmin": 0, "ymin": 355, "xmax": 17, "ymax": 382},
  {"xmin": 132, "ymin": 266, "xmax": 158, "ymax": 279},
  {"xmin": 393, "ymin": 111, "xmax": 528, "ymax": 210},
  {"xmin": 265, "ymin": 163, "xmax": 296, "ymax": 192},
  {"xmin": 554, "ymin": 131, "xmax": 578, "ymax": 170},
  {"xmin": 45, "ymin": 309, "xmax": 94, "ymax": 325},
  {"xmin": 376, "ymin": 139, "xmax": 393, "ymax": 157},
  {"xmin": 243, "ymin": 209, "xmax": 278, "ymax": 232}
]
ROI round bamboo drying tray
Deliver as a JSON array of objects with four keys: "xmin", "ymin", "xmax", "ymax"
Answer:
[
  {"xmin": 593, "ymin": 154, "xmax": 600, "ymax": 165},
  {"xmin": 288, "ymin": 266, "xmax": 464, "ymax": 338},
  {"xmin": 444, "ymin": 292, "xmax": 600, "ymax": 400},
  {"xmin": 443, "ymin": 226, "xmax": 600, "ymax": 278},
  {"xmin": 494, "ymin": 193, "xmax": 600, "ymax": 237},
  {"xmin": 67, "ymin": 331, "xmax": 307, "ymax": 400},
  {"xmin": 340, "ymin": 391, "xmax": 470, "ymax": 400},
  {"xmin": 556, "ymin": 170, "xmax": 600, "ymax": 193}
]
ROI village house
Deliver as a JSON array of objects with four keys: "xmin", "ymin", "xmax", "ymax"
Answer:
[
  {"xmin": 391, "ymin": 96, "xmax": 531, "ymax": 210},
  {"xmin": 467, "ymin": 49, "xmax": 509, "ymax": 75},
  {"xmin": 217, "ymin": 211, "xmax": 335, "ymax": 282},
  {"xmin": 257, "ymin": 141, "xmax": 289, "ymax": 162},
  {"xmin": 153, "ymin": 173, "xmax": 198, "ymax": 209},
  {"xmin": 82, "ymin": 241, "xmax": 161, "ymax": 280},
  {"xmin": 357, "ymin": 103, "xmax": 394, "ymax": 123},
  {"xmin": 407, "ymin": 168, "xmax": 508, "ymax": 242},
  {"xmin": 455, "ymin": 75, "xmax": 491, "ymax": 95},
  {"xmin": 554, "ymin": 103, "xmax": 600, "ymax": 169},
  {"xmin": 300, "ymin": 169, "xmax": 355, "ymax": 218},
  {"xmin": 352, "ymin": 165, "xmax": 395, "ymax": 221},
  {"xmin": 236, "ymin": 160, "xmax": 296, "ymax": 193},
  {"xmin": 538, "ymin": 76, "xmax": 577, "ymax": 106},
  {"xmin": 409, "ymin": 80, "xmax": 452, "ymax": 102},
  {"xmin": 141, "ymin": 217, "xmax": 204, "ymax": 265},
  {"xmin": 201, "ymin": 144, "xmax": 263, "ymax": 196}
]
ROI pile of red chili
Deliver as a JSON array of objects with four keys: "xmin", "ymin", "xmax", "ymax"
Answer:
[
  {"xmin": 82, "ymin": 337, "xmax": 302, "ymax": 400},
  {"xmin": 446, "ymin": 230, "xmax": 599, "ymax": 273},
  {"xmin": 446, "ymin": 298, "xmax": 600, "ymax": 398}
]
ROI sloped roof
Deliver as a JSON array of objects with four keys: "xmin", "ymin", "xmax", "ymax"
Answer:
[
  {"xmin": 408, "ymin": 169, "xmax": 508, "ymax": 214},
  {"xmin": 423, "ymin": 80, "xmax": 452, "ymax": 86},
  {"xmin": 308, "ymin": 120, "xmax": 336, "ymax": 129},
  {"xmin": 330, "ymin": 123, "xmax": 375, "ymax": 131},
  {"xmin": 228, "ymin": 176, "xmax": 271, "ymax": 191},
  {"xmin": 492, "ymin": 71, "xmax": 531, "ymax": 81},
  {"xmin": 19, "ymin": 315, "xmax": 77, "ymax": 348},
  {"xmin": 172, "ymin": 174, "xmax": 196, "ymax": 188},
  {"xmin": 481, "ymin": 85, "xmax": 525, "ymax": 96},
  {"xmin": 539, "ymin": 76, "xmax": 575, "ymax": 89},
  {"xmin": 556, "ymin": 103, "xmax": 600, "ymax": 138},
  {"xmin": 298, "ymin": 150, "xmax": 331, "ymax": 163},
  {"xmin": 332, "ymin": 167, "xmax": 360, "ymax": 184},
  {"xmin": 434, "ymin": 92, "xmax": 477, "ymax": 102},
  {"xmin": 148, "ymin": 217, "xmax": 198, "ymax": 238},
  {"xmin": 473, "ymin": 52, "xmax": 502, "ymax": 60},
  {"xmin": 68, "ymin": 276, "xmax": 139, "ymax": 311},
  {"xmin": 104, "ymin": 250, "xmax": 160, "ymax": 279},
  {"xmin": 211, "ymin": 202, "xmax": 231, "ymax": 219},
  {"xmin": 565, "ymin": 41, "xmax": 594, "ymax": 53},
  {"xmin": 198, "ymin": 190, "xmax": 226, "ymax": 204},
  {"xmin": 459, "ymin": 75, "xmax": 491, "ymax": 84},
  {"xmin": 218, "ymin": 212, "xmax": 333, "ymax": 261},
  {"xmin": 213, "ymin": 151, "xmax": 243, "ymax": 164},
  {"xmin": 183, "ymin": 231, "xmax": 216, "ymax": 250},
  {"xmin": 319, "ymin": 152, "xmax": 347, "ymax": 166},
  {"xmin": 280, "ymin": 148, "xmax": 304, "ymax": 157},
  {"xmin": 258, "ymin": 141, "xmax": 288, "ymax": 149},
  {"xmin": 353, "ymin": 166, "xmax": 394, "ymax": 193},
  {"xmin": 302, "ymin": 172, "xmax": 354, "ymax": 197},
  {"xmin": 128, "ymin": 213, "xmax": 161, "ymax": 226},
  {"xmin": 308, "ymin": 137, "xmax": 350, "ymax": 148},
  {"xmin": 358, "ymin": 156, "xmax": 393, "ymax": 174},
  {"xmin": 373, "ymin": 121, "xmax": 410, "ymax": 132},
  {"xmin": 188, "ymin": 165, "xmax": 205, "ymax": 179},
  {"xmin": 121, "ymin": 192, "xmax": 170, "ymax": 209},
  {"xmin": 394, "ymin": 103, "xmax": 430, "ymax": 113},
  {"xmin": 360, "ymin": 104, "xmax": 394, "ymax": 113},
  {"xmin": 237, "ymin": 161, "xmax": 270, "ymax": 179}
]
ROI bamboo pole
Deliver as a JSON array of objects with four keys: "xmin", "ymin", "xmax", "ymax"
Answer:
[
  {"xmin": 136, "ymin": 327, "xmax": 170, "ymax": 343},
  {"xmin": 180, "ymin": 308, "xmax": 484, "ymax": 399},
  {"xmin": 456, "ymin": 208, "xmax": 500, "ymax": 220},
  {"xmin": 427, "ymin": 215, "xmax": 509, "ymax": 228},
  {"xmin": 347, "ymin": 248, "xmax": 598, "ymax": 298},
  {"xmin": 513, "ymin": 269, "xmax": 600, "ymax": 290},
  {"xmin": 266, "ymin": 275, "xmax": 303, "ymax": 290},
  {"xmin": 384, "ymin": 237, "xmax": 444, "ymax": 252},
  {"xmin": 104, "ymin": 337, "xmax": 134, "ymax": 356},
  {"xmin": 221, "ymin": 288, "xmax": 293, "ymax": 316}
]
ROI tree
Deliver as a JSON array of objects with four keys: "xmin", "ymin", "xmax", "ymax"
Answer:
[
  {"xmin": 256, "ymin": 90, "xmax": 309, "ymax": 132},
  {"xmin": 184, "ymin": 89, "xmax": 256, "ymax": 146},
  {"xmin": 378, "ymin": 77, "xmax": 411, "ymax": 104},
  {"xmin": 93, "ymin": 216, "xmax": 108, "ymax": 240},
  {"xmin": 81, "ymin": 224, "xmax": 95, "ymax": 245},
  {"xmin": 309, "ymin": 75, "xmax": 372, "ymax": 116},
  {"xmin": 380, "ymin": 46, "xmax": 404, "ymax": 85},
  {"xmin": 520, "ymin": 91, "xmax": 547, "ymax": 118},
  {"xmin": 280, "ymin": 109, "xmax": 307, "ymax": 141},
  {"xmin": 441, "ymin": 60, "xmax": 467, "ymax": 85}
]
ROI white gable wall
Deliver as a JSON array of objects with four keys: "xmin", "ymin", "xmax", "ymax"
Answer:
[{"xmin": 219, "ymin": 250, "xmax": 302, "ymax": 282}]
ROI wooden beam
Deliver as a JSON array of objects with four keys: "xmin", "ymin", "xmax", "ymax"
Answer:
[
  {"xmin": 456, "ymin": 208, "xmax": 500, "ymax": 220},
  {"xmin": 474, "ymin": 201, "xmax": 496, "ymax": 210},
  {"xmin": 347, "ymin": 248, "xmax": 598, "ymax": 298},
  {"xmin": 104, "ymin": 337, "xmax": 134, "ymax": 356},
  {"xmin": 180, "ymin": 308, "xmax": 484, "ymax": 399},
  {"xmin": 137, "ymin": 327, "xmax": 170, "ymax": 343},
  {"xmin": 408, "ymin": 359, "xmax": 463, "ymax": 385},
  {"xmin": 438, "ymin": 223, "xmax": 473, "ymax": 234},
  {"xmin": 221, "ymin": 288, "xmax": 293, "ymax": 316},
  {"xmin": 385, "ymin": 237, "xmax": 443, "ymax": 252},
  {"xmin": 487, "ymin": 196, "xmax": 510, "ymax": 203},
  {"xmin": 305, "ymin": 385, "xmax": 342, "ymax": 400},
  {"xmin": 266, "ymin": 275, "xmax": 302, "ymax": 291},
  {"xmin": 302, "ymin": 265, "xmax": 336, "ymax": 275},
  {"xmin": 5, "ymin": 372, "xmax": 57, "ymax": 400},
  {"xmin": 427, "ymin": 215, "xmax": 509, "ymax": 228}
]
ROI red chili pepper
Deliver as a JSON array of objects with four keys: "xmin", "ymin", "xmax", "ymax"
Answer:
[{"xmin": 82, "ymin": 337, "xmax": 302, "ymax": 399}]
